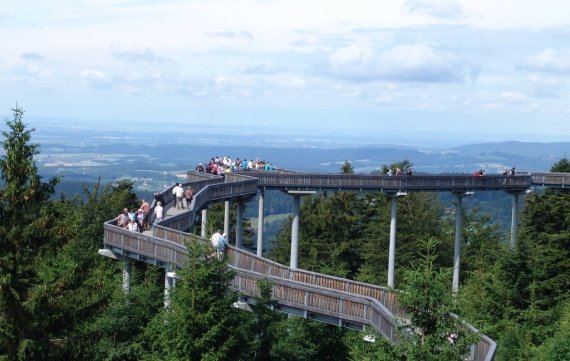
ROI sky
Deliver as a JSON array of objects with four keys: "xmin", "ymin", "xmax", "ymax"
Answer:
[{"xmin": 1, "ymin": 0, "xmax": 570, "ymax": 144}]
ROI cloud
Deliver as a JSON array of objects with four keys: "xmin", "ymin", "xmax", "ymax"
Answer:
[
  {"xmin": 403, "ymin": 0, "xmax": 463, "ymax": 19},
  {"xmin": 322, "ymin": 43, "xmax": 477, "ymax": 83},
  {"xmin": 207, "ymin": 31, "xmax": 253, "ymax": 40},
  {"xmin": 80, "ymin": 69, "xmax": 112, "ymax": 89},
  {"xmin": 242, "ymin": 63, "xmax": 287, "ymax": 75},
  {"xmin": 519, "ymin": 48, "xmax": 570, "ymax": 74},
  {"xmin": 501, "ymin": 91, "xmax": 526, "ymax": 103},
  {"xmin": 20, "ymin": 52, "xmax": 44, "ymax": 61},
  {"xmin": 528, "ymin": 74, "xmax": 564, "ymax": 98},
  {"xmin": 110, "ymin": 48, "xmax": 169, "ymax": 63}
]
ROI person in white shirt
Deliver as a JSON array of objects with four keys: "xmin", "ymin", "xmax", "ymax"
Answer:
[{"xmin": 154, "ymin": 201, "xmax": 164, "ymax": 223}]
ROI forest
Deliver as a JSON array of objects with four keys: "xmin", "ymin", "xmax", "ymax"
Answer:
[{"xmin": 1, "ymin": 107, "xmax": 569, "ymax": 361}]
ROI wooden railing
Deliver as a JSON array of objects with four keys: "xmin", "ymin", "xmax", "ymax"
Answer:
[
  {"xmin": 230, "ymin": 267, "xmax": 399, "ymax": 343},
  {"xmin": 531, "ymin": 172, "xmax": 570, "ymax": 187},
  {"xmin": 252, "ymin": 173, "xmax": 532, "ymax": 192},
  {"xmin": 104, "ymin": 223, "xmax": 495, "ymax": 360}
]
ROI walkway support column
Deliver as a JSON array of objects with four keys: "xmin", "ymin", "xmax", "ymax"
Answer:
[
  {"xmin": 224, "ymin": 200, "xmax": 230, "ymax": 240},
  {"xmin": 164, "ymin": 271, "xmax": 176, "ymax": 308},
  {"xmin": 288, "ymin": 190, "xmax": 317, "ymax": 269},
  {"xmin": 257, "ymin": 190, "xmax": 264, "ymax": 257},
  {"xmin": 388, "ymin": 192, "xmax": 406, "ymax": 289},
  {"xmin": 236, "ymin": 201, "xmax": 243, "ymax": 249},
  {"xmin": 201, "ymin": 209, "xmax": 208, "ymax": 238},
  {"xmin": 123, "ymin": 260, "xmax": 131, "ymax": 295},
  {"xmin": 510, "ymin": 192, "xmax": 521, "ymax": 248},
  {"xmin": 290, "ymin": 195, "xmax": 301, "ymax": 269},
  {"xmin": 453, "ymin": 191, "xmax": 473, "ymax": 294}
]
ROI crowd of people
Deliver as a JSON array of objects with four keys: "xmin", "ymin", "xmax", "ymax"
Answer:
[
  {"xmin": 195, "ymin": 156, "xmax": 275, "ymax": 175},
  {"xmin": 113, "ymin": 199, "xmax": 151, "ymax": 233}
]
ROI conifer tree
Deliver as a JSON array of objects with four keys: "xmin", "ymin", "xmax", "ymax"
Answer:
[
  {"xmin": 392, "ymin": 237, "xmax": 476, "ymax": 361},
  {"xmin": 143, "ymin": 239, "xmax": 252, "ymax": 361},
  {"xmin": 0, "ymin": 106, "xmax": 58, "ymax": 359}
]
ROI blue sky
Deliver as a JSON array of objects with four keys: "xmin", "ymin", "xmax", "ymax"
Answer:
[{"xmin": 1, "ymin": 0, "xmax": 570, "ymax": 143}]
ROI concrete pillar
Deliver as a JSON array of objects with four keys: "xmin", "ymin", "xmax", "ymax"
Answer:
[
  {"xmin": 257, "ymin": 190, "xmax": 264, "ymax": 257},
  {"xmin": 290, "ymin": 195, "xmax": 301, "ymax": 269},
  {"xmin": 387, "ymin": 196, "xmax": 398, "ymax": 288},
  {"xmin": 510, "ymin": 193, "xmax": 519, "ymax": 248},
  {"xmin": 224, "ymin": 200, "xmax": 230, "ymax": 240},
  {"xmin": 236, "ymin": 201, "xmax": 243, "ymax": 249},
  {"xmin": 122, "ymin": 261, "xmax": 131, "ymax": 295},
  {"xmin": 453, "ymin": 195, "xmax": 463, "ymax": 294},
  {"xmin": 201, "ymin": 209, "xmax": 208, "ymax": 238},
  {"xmin": 387, "ymin": 192, "xmax": 406, "ymax": 288},
  {"xmin": 164, "ymin": 271, "xmax": 176, "ymax": 308}
]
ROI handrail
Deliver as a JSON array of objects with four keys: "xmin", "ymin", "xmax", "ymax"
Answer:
[
  {"xmin": 103, "ymin": 222, "xmax": 494, "ymax": 360},
  {"xmin": 229, "ymin": 267, "xmax": 399, "ymax": 343},
  {"xmin": 252, "ymin": 173, "xmax": 531, "ymax": 191},
  {"xmin": 530, "ymin": 172, "xmax": 570, "ymax": 187}
]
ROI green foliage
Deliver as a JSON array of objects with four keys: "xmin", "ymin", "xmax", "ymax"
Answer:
[
  {"xmin": 393, "ymin": 237, "xmax": 477, "ymax": 361},
  {"xmin": 143, "ymin": 239, "xmax": 252, "ymax": 361},
  {"xmin": 268, "ymin": 318, "xmax": 347, "ymax": 361},
  {"xmin": 0, "ymin": 106, "xmax": 58, "ymax": 359},
  {"xmin": 550, "ymin": 157, "xmax": 570, "ymax": 173},
  {"xmin": 341, "ymin": 160, "xmax": 354, "ymax": 174},
  {"xmin": 380, "ymin": 160, "xmax": 413, "ymax": 175},
  {"xmin": 270, "ymin": 191, "xmax": 362, "ymax": 276}
]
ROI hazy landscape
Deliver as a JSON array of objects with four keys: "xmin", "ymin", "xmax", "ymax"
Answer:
[{"xmin": 26, "ymin": 116, "xmax": 569, "ymax": 197}]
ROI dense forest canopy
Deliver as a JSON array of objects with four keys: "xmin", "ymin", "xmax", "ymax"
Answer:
[{"xmin": 0, "ymin": 108, "xmax": 569, "ymax": 360}]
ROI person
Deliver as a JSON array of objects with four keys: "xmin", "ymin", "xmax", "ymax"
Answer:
[
  {"xmin": 114, "ymin": 208, "xmax": 129, "ymax": 228},
  {"xmin": 184, "ymin": 186, "xmax": 193, "ymax": 209},
  {"xmin": 136, "ymin": 209, "xmax": 145, "ymax": 232},
  {"xmin": 396, "ymin": 167, "xmax": 403, "ymax": 176},
  {"xmin": 217, "ymin": 232, "xmax": 228, "ymax": 259},
  {"xmin": 210, "ymin": 230, "xmax": 223, "ymax": 258},
  {"xmin": 141, "ymin": 199, "xmax": 150, "ymax": 230},
  {"xmin": 154, "ymin": 192, "xmax": 164, "ymax": 208},
  {"xmin": 173, "ymin": 183, "xmax": 184, "ymax": 210},
  {"xmin": 127, "ymin": 218, "xmax": 139, "ymax": 232},
  {"xmin": 387, "ymin": 168, "xmax": 393, "ymax": 176},
  {"xmin": 154, "ymin": 201, "xmax": 164, "ymax": 223},
  {"xmin": 195, "ymin": 162, "xmax": 205, "ymax": 172}
]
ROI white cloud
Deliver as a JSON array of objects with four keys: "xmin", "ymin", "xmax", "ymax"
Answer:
[
  {"xmin": 528, "ymin": 74, "xmax": 564, "ymax": 98},
  {"xmin": 501, "ymin": 91, "xmax": 527, "ymax": 102},
  {"xmin": 80, "ymin": 69, "xmax": 112, "ymax": 89},
  {"xmin": 520, "ymin": 48, "xmax": 570, "ymax": 74},
  {"xmin": 324, "ymin": 43, "xmax": 477, "ymax": 83},
  {"xmin": 403, "ymin": 0, "xmax": 463, "ymax": 19},
  {"xmin": 110, "ymin": 48, "xmax": 170, "ymax": 63}
]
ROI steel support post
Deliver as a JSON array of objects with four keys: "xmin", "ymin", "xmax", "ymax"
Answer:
[
  {"xmin": 453, "ymin": 194, "xmax": 464, "ymax": 294},
  {"xmin": 290, "ymin": 195, "xmax": 301, "ymax": 269},
  {"xmin": 201, "ymin": 209, "xmax": 208, "ymax": 238},
  {"xmin": 224, "ymin": 200, "xmax": 230, "ymax": 240},
  {"xmin": 236, "ymin": 201, "xmax": 243, "ymax": 249},
  {"xmin": 257, "ymin": 190, "xmax": 264, "ymax": 257},
  {"xmin": 511, "ymin": 193, "xmax": 519, "ymax": 248},
  {"xmin": 388, "ymin": 196, "xmax": 398, "ymax": 288}
]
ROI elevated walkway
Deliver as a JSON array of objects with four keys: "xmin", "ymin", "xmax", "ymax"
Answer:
[{"xmin": 106, "ymin": 169, "xmax": 567, "ymax": 361}]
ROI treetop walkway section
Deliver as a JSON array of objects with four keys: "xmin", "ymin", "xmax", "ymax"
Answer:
[
  {"xmin": 109, "ymin": 170, "xmax": 570, "ymax": 361},
  {"xmin": 99, "ymin": 170, "xmax": 570, "ymax": 361}
]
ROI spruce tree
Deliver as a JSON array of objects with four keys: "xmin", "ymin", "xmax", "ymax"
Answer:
[{"xmin": 0, "ymin": 106, "xmax": 58, "ymax": 359}]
